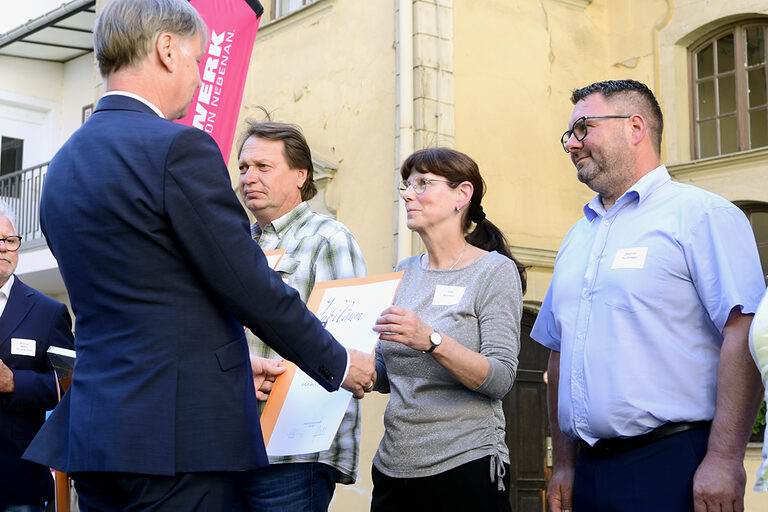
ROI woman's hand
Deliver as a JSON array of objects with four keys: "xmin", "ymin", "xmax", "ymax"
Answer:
[
  {"xmin": 375, "ymin": 306, "xmax": 492, "ymax": 391},
  {"xmin": 373, "ymin": 305, "xmax": 434, "ymax": 352}
]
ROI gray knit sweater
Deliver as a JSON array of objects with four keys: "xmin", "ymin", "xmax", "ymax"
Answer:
[{"xmin": 373, "ymin": 251, "xmax": 522, "ymax": 478}]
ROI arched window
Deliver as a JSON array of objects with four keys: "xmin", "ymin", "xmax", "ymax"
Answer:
[{"xmin": 691, "ymin": 21, "xmax": 768, "ymax": 159}]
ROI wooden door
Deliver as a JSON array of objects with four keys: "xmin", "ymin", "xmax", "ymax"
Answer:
[{"xmin": 504, "ymin": 311, "xmax": 551, "ymax": 512}]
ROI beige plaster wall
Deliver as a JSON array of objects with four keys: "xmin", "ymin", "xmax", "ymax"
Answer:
[{"xmin": 451, "ymin": 0, "xmax": 673, "ymax": 305}]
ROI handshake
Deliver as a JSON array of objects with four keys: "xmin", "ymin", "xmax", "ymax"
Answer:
[{"xmin": 250, "ymin": 348, "xmax": 376, "ymax": 400}]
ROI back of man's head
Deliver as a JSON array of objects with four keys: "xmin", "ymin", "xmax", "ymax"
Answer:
[
  {"xmin": 0, "ymin": 199, "xmax": 16, "ymax": 230},
  {"xmin": 238, "ymin": 121, "xmax": 317, "ymax": 202},
  {"xmin": 94, "ymin": 0, "xmax": 207, "ymax": 77},
  {"xmin": 571, "ymin": 79, "xmax": 664, "ymax": 156}
]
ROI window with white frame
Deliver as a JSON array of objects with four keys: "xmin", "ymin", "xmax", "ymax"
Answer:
[
  {"xmin": 691, "ymin": 21, "xmax": 768, "ymax": 159},
  {"xmin": 271, "ymin": 0, "xmax": 316, "ymax": 20}
]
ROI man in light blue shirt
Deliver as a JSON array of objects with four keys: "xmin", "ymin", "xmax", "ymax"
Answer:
[{"xmin": 532, "ymin": 79, "xmax": 765, "ymax": 512}]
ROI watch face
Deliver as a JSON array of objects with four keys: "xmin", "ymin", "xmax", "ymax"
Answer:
[{"xmin": 430, "ymin": 331, "xmax": 442, "ymax": 345}]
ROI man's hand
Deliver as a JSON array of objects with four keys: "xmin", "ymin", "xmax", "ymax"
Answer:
[
  {"xmin": 547, "ymin": 466, "xmax": 575, "ymax": 512},
  {"xmin": 341, "ymin": 349, "xmax": 375, "ymax": 399},
  {"xmin": 0, "ymin": 359, "xmax": 14, "ymax": 393},
  {"xmin": 249, "ymin": 355, "xmax": 285, "ymax": 401},
  {"xmin": 693, "ymin": 453, "xmax": 747, "ymax": 512}
]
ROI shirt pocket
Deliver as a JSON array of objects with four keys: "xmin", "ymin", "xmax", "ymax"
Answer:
[
  {"xmin": 603, "ymin": 250, "xmax": 670, "ymax": 312},
  {"xmin": 275, "ymin": 256, "xmax": 300, "ymax": 278}
]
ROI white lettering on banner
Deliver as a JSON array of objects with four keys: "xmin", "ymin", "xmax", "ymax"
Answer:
[
  {"xmin": 191, "ymin": 28, "xmax": 235, "ymax": 131},
  {"xmin": 208, "ymin": 30, "xmax": 224, "ymax": 57}
]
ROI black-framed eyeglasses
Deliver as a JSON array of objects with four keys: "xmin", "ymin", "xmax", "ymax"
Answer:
[
  {"xmin": 0, "ymin": 235, "xmax": 22, "ymax": 251},
  {"xmin": 560, "ymin": 115, "xmax": 631, "ymax": 153},
  {"xmin": 398, "ymin": 177, "xmax": 456, "ymax": 196}
]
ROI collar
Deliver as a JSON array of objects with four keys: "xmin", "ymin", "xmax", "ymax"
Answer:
[
  {"xmin": 583, "ymin": 164, "xmax": 670, "ymax": 221},
  {"xmin": 103, "ymin": 91, "xmax": 165, "ymax": 118},
  {"xmin": 251, "ymin": 202, "xmax": 312, "ymax": 240},
  {"xmin": 0, "ymin": 274, "xmax": 15, "ymax": 299}
]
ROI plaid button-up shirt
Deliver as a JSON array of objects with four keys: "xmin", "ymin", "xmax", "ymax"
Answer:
[{"xmin": 247, "ymin": 202, "xmax": 366, "ymax": 483}]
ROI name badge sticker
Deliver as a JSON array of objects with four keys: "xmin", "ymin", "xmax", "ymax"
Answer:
[
  {"xmin": 611, "ymin": 247, "xmax": 648, "ymax": 269},
  {"xmin": 432, "ymin": 285, "xmax": 466, "ymax": 306},
  {"xmin": 11, "ymin": 338, "xmax": 37, "ymax": 357}
]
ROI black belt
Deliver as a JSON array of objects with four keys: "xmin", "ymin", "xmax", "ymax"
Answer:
[{"xmin": 578, "ymin": 421, "xmax": 711, "ymax": 459}]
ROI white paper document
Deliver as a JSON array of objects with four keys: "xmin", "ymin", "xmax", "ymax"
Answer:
[{"xmin": 261, "ymin": 272, "xmax": 403, "ymax": 456}]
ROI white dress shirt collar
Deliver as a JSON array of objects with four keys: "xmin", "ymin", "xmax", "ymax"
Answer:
[
  {"xmin": 103, "ymin": 91, "xmax": 165, "ymax": 119},
  {"xmin": 0, "ymin": 274, "xmax": 15, "ymax": 318}
]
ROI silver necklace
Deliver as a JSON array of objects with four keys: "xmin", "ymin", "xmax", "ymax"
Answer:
[{"xmin": 448, "ymin": 242, "xmax": 469, "ymax": 270}]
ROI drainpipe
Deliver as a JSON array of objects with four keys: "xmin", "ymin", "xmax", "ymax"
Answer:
[{"xmin": 396, "ymin": 0, "xmax": 414, "ymax": 263}]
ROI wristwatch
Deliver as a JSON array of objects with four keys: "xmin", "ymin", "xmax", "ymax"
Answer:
[{"xmin": 425, "ymin": 331, "xmax": 442, "ymax": 353}]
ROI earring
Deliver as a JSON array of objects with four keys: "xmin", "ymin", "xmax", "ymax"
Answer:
[{"xmin": 455, "ymin": 205, "xmax": 461, "ymax": 212}]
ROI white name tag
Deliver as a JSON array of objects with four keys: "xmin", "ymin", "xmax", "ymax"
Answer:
[
  {"xmin": 11, "ymin": 338, "xmax": 37, "ymax": 357},
  {"xmin": 432, "ymin": 285, "xmax": 466, "ymax": 306},
  {"xmin": 611, "ymin": 247, "xmax": 648, "ymax": 269}
]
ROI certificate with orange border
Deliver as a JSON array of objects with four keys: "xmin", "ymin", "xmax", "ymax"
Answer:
[
  {"xmin": 263, "ymin": 248, "xmax": 286, "ymax": 270},
  {"xmin": 260, "ymin": 271, "xmax": 403, "ymax": 456}
]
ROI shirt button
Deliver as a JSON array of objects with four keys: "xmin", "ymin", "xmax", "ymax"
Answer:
[{"xmin": 603, "ymin": 219, "xmax": 610, "ymax": 226}]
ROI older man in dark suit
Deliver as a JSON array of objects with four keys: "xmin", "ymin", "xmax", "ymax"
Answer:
[
  {"xmin": 0, "ymin": 201, "xmax": 74, "ymax": 512},
  {"xmin": 22, "ymin": 1, "xmax": 374, "ymax": 510}
]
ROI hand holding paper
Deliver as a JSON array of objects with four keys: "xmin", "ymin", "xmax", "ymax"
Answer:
[
  {"xmin": 341, "ymin": 349, "xmax": 375, "ymax": 399},
  {"xmin": 260, "ymin": 271, "xmax": 403, "ymax": 456},
  {"xmin": 250, "ymin": 355, "xmax": 285, "ymax": 400}
]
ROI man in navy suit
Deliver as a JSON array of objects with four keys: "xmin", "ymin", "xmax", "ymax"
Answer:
[
  {"xmin": 23, "ymin": 1, "xmax": 375, "ymax": 510},
  {"xmin": 0, "ymin": 201, "xmax": 74, "ymax": 512}
]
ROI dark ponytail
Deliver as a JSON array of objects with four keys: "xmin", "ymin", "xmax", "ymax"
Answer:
[
  {"xmin": 465, "ymin": 212, "xmax": 527, "ymax": 294},
  {"xmin": 400, "ymin": 148, "xmax": 527, "ymax": 293}
]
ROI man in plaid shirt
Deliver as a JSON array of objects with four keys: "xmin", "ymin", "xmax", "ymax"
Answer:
[{"xmin": 235, "ymin": 120, "xmax": 366, "ymax": 511}]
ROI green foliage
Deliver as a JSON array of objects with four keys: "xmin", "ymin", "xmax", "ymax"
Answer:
[{"xmin": 754, "ymin": 400, "xmax": 767, "ymax": 436}]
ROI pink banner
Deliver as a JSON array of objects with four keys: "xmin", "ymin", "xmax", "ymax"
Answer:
[{"xmin": 176, "ymin": 0, "xmax": 263, "ymax": 160}]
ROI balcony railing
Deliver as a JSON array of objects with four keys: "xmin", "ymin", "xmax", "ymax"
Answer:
[{"xmin": 0, "ymin": 161, "xmax": 49, "ymax": 244}]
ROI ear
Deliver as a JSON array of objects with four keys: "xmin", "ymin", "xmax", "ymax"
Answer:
[
  {"xmin": 155, "ymin": 32, "xmax": 175, "ymax": 73},
  {"xmin": 628, "ymin": 113, "xmax": 647, "ymax": 147},
  {"xmin": 295, "ymin": 168, "xmax": 308, "ymax": 189},
  {"xmin": 456, "ymin": 181, "xmax": 474, "ymax": 210}
]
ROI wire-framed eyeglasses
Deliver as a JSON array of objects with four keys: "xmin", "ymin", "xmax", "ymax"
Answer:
[
  {"xmin": 0, "ymin": 235, "xmax": 22, "ymax": 251},
  {"xmin": 398, "ymin": 177, "xmax": 456, "ymax": 196},
  {"xmin": 560, "ymin": 115, "xmax": 631, "ymax": 153}
]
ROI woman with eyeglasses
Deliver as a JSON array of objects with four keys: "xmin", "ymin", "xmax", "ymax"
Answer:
[{"xmin": 368, "ymin": 147, "xmax": 526, "ymax": 511}]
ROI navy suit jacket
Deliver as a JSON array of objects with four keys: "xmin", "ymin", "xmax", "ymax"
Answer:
[
  {"xmin": 0, "ymin": 278, "xmax": 73, "ymax": 505},
  {"xmin": 24, "ymin": 95, "xmax": 348, "ymax": 475}
]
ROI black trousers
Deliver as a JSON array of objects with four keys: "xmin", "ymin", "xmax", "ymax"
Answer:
[
  {"xmin": 574, "ymin": 427, "xmax": 710, "ymax": 512},
  {"xmin": 71, "ymin": 471, "xmax": 237, "ymax": 512},
  {"xmin": 371, "ymin": 455, "xmax": 511, "ymax": 512}
]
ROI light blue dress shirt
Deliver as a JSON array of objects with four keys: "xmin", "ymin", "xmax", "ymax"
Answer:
[{"xmin": 532, "ymin": 165, "xmax": 765, "ymax": 445}]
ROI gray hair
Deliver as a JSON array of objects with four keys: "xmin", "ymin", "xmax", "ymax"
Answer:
[
  {"xmin": 0, "ymin": 199, "xmax": 16, "ymax": 230},
  {"xmin": 94, "ymin": 0, "xmax": 207, "ymax": 77}
]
